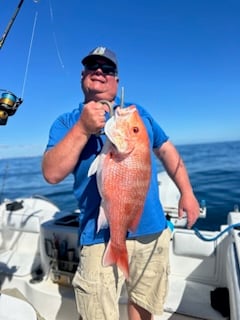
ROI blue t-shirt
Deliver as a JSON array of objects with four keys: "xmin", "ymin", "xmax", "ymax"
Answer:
[{"xmin": 46, "ymin": 97, "xmax": 169, "ymax": 245}]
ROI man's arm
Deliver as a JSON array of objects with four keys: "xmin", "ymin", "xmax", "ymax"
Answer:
[
  {"xmin": 42, "ymin": 101, "xmax": 108, "ymax": 184},
  {"xmin": 42, "ymin": 124, "xmax": 90, "ymax": 184},
  {"xmin": 154, "ymin": 140, "xmax": 200, "ymax": 228}
]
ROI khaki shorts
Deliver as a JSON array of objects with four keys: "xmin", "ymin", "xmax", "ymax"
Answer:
[{"xmin": 72, "ymin": 228, "xmax": 171, "ymax": 320}]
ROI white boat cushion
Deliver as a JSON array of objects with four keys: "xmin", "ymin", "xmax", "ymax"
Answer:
[{"xmin": 173, "ymin": 230, "xmax": 216, "ymax": 258}]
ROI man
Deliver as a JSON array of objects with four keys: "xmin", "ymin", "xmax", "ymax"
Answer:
[{"xmin": 42, "ymin": 46, "xmax": 200, "ymax": 320}]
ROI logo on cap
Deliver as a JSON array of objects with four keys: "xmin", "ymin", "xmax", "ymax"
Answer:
[{"xmin": 92, "ymin": 47, "xmax": 106, "ymax": 56}]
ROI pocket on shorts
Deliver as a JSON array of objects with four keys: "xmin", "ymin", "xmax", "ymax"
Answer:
[
  {"xmin": 72, "ymin": 269, "xmax": 100, "ymax": 318},
  {"xmin": 72, "ymin": 245, "xmax": 122, "ymax": 320}
]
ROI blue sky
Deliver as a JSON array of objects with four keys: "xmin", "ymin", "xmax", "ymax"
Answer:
[{"xmin": 0, "ymin": 0, "xmax": 239, "ymax": 158}]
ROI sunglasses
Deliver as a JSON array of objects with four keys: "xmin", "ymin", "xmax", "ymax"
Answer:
[{"xmin": 85, "ymin": 62, "xmax": 117, "ymax": 76}]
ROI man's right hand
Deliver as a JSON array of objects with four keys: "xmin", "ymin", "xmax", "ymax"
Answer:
[{"xmin": 78, "ymin": 101, "xmax": 109, "ymax": 135}]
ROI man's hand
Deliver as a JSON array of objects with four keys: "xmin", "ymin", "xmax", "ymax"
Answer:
[
  {"xmin": 78, "ymin": 101, "xmax": 110, "ymax": 135},
  {"xmin": 178, "ymin": 192, "xmax": 200, "ymax": 229}
]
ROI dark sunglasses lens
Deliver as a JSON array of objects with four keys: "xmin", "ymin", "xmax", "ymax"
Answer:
[
  {"xmin": 86, "ymin": 64, "xmax": 98, "ymax": 71},
  {"xmin": 86, "ymin": 63, "xmax": 116, "ymax": 75},
  {"xmin": 102, "ymin": 65, "xmax": 115, "ymax": 74}
]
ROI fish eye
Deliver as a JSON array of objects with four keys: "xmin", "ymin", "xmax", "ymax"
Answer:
[{"xmin": 133, "ymin": 127, "xmax": 139, "ymax": 133}]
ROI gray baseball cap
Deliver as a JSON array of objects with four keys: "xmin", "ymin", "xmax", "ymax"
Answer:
[{"xmin": 81, "ymin": 46, "xmax": 118, "ymax": 70}]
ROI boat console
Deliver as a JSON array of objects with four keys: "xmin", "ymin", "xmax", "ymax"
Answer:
[{"xmin": 40, "ymin": 212, "xmax": 80, "ymax": 286}]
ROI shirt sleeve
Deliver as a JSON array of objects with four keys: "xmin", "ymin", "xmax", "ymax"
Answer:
[
  {"xmin": 132, "ymin": 103, "xmax": 169, "ymax": 149},
  {"xmin": 150, "ymin": 115, "xmax": 169, "ymax": 148},
  {"xmin": 45, "ymin": 107, "xmax": 81, "ymax": 151},
  {"xmin": 45, "ymin": 114, "xmax": 69, "ymax": 151}
]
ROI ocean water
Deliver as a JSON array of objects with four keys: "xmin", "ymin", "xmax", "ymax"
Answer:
[{"xmin": 0, "ymin": 140, "xmax": 240, "ymax": 231}]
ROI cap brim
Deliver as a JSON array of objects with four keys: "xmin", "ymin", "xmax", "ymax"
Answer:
[{"xmin": 82, "ymin": 54, "xmax": 117, "ymax": 68}]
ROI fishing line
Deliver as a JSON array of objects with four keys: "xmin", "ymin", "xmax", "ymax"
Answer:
[
  {"xmin": 48, "ymin": 0, "xmax": 65, "ymax": 69},
  {"xmin": 21, "ymin": 10, "xmax": 38, "ymax": 98}
]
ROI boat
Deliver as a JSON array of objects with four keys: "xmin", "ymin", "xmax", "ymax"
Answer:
[{"xmin": 0, "ymin": 171, "xmax": 239, "ymax": 320}]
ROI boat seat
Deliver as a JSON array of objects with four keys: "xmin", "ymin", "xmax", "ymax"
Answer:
[
  {"xmin": 170, "ymin": 229, "xmax": 220, "ymax": 283},
  {"xmin": 0, "ymin": 250, "xmax": 41, "ymax": 277},
  {"xmin": 0, "ymin": 197, "xmax": 59, "ymax": 234},
  {"xmin": 0, "ymin": 206, "xmax": 43, "ymax": 233},
  {"xmin": 173, "ymin": 230, "xmax": 216, "ymax": 258},
  {"xmin": 0, "ymin": 232, "xmax": 41, "ymax": 277}
]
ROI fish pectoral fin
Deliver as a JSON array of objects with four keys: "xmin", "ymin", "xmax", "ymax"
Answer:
[
  {"xmin": 88, "ymin": 155, "xmax": 100, "ymax": 177},
  {"xmin": 102, "ymin": 241, "xmax": 129, "ymax": 279},
  {"xmin": 97, "ymin": 205, "xmax": 109, "ymax": 232}
]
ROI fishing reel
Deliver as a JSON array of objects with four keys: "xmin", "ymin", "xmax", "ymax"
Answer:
[{"xmin": 0, "ymin": 89, "xmax": 23, "ymax": 125}]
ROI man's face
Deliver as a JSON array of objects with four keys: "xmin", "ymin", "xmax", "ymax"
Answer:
[{"xmin": 81, "ymin": 58, "xmax": 119, "ymax": 102}]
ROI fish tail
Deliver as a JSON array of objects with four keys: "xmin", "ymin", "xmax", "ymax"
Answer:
[{"xmin": 103, "ymin": 240, "xmax": 129, "ymax": 279}]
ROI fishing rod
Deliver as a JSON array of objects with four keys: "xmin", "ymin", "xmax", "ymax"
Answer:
[{"xmin": 0, "ymin": 0, "xmax": 25, "ymax": 50}]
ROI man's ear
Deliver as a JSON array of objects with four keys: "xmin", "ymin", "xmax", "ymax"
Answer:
[{"xmin": 115, "ymin": 76, "xmax": 119, "ymax": 82}]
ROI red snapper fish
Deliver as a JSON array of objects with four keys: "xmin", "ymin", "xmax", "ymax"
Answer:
[{"xmin": 89, "ymin": 105, "xmax": 151, "ymax": 279}]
